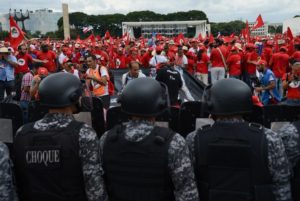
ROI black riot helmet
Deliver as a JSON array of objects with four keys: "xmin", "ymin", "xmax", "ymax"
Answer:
[
  {"xmin": 118, "ymin": 77, "xmax": 170, "ymax": 117},
  {"xmin": 203, "ymin": 78, "xmax": 252, "ymax": 116},
  {"xmin": 39, "ymin": 72, "xmax": 83, "ymax": 108}
]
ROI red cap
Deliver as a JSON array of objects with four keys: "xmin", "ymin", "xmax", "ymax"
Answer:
[
  {"xmin": 258, "ymin": 59, "xmax": 267, "ymax": 66},
  {"xmin": 37, "ymin": 67, "xmax": 49, "ymax": 76},
  {"xmin": 280, "ymin": 46, "xmax": 288, "ymax": 52},
  {"xmin": 156, "ymin": 46, "xmax": 163, "ymax": 53},
  {"xmin": 63, "ymin": 57, "xmax": 71, "ymax": 64}
]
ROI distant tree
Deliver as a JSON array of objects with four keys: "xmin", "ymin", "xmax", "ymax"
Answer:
[
  {"xmin": 211, "ymin": 20, "xmax": 245, "ymax": 36},
  {"xmin": 56, "ymin": 10, "xmax": 209, "ymax": 38},
  {"xmin": 294, "ymin": 15, "xmax": 300, "ymax": 18},
  {"xmin": 0, "ymin": 31, "xmax": 9, "ymax": 40}
]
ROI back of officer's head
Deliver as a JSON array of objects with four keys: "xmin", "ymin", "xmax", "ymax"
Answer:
[
  {"xmin": 118, "ymin": 77, "xmax": 169, "ymax": 118},
  {"xmin": 39, "ymin": 72, "xmax": 82, "ymax": 110},
  {"xmin": 203, "ymin": 78, "xmax": 252, "ymax": 117}
]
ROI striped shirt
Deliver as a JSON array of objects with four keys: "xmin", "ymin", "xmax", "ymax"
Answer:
[{"xmin": 20, "ymin": 71, "xmax": 33, "ymax": 101}]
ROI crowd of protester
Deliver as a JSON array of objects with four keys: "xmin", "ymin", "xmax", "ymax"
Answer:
[{"xmin": 0, "ymin": 33, "xmax": 300, "ymax": 122}]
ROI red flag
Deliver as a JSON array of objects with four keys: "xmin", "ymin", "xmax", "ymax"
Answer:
[
  {"xmin": 198, "ymin": 33, "xmax": 203, "ymax": 41},
  {"xmin": 229, "ymin": 33, "xmax": 235, "ymax": 38},
  {"xmin": 251, "ymin": 14, "xmax": 264, "ymax": 30},
  {"xmin": 9, "ymin": 16, "xmax": 25, "ymax": 49},
  {"xmin": 76, "ymin": 35, "xmax": 82, "ymax": 44},
  {"xmin": 104, "ymin": 31, "xmax": 111, "ymax": 39},
  {"xmin": 95, "ymin": 35, "xmax": 101, "ymax": 41},
  {"xmin": 176, "ymin": 32, "xmax": 185, "ymax": 45},
  {"xmin": 209, "ymin": 34, "xmax": 214, "ymax": 44},
  {"xmin": 287, "ymin": 27, "xmax": 294, "ymax": 41},
  {"xmin": 85, "ymin": 34, "xmax": 95, "ymax": 43}
]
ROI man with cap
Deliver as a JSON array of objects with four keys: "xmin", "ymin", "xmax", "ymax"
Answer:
[
  {"xmin": 100, "ymin": 77, "xmax": 199, "ymax": 201},
  {"xmin": 29, "ymin": 67, "xmax": 49, "ymax": 101},
  {"xmin": 14, "ymin": 72, "xmax": 108, "ymax": 201},
  {"xmin": 255, "ymin": 60, "xmax": 281, "ymax": 105},
  {"xmin": 0, "ymin": 47, "xmax": 17, "ymax": 101},
  {"xmin": 186, "ymin": 78, "xmax": 292, "ymax": 201},
  {"xmin": 0, "ymin": 141, "xmax": 18, "ymax": 201}
]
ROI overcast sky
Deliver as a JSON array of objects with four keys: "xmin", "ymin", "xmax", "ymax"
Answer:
[{"xmin": 1, "ymin": 0, "xmax": 299, "ymax": 23}]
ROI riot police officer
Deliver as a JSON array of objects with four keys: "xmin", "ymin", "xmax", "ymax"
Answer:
[
  {"xmin": 13, "ymin": 72, "xmax": 108, "ymax": 201},
  {"xmin": 277, "ymin": 118, "xmax": 300, "ymax": 201},
  {"xmin": 0, "ymin": 142, "xmax": 18, "ymax": 201},
  {"xmin": 100, "ymin": 77, "xmax": 199, "ymax": 201},
  {"xmin": 186, "ymin": 78, "xmax": 292, "ymax": 201}
]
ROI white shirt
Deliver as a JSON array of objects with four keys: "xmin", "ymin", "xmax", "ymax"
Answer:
[
  {"xmin": 121, "ymin": 71, "xmax": 146, "ymax": 88},
  {"xmin": 149, "ymin": 55, "xmax": 168, "ymax": 67}
]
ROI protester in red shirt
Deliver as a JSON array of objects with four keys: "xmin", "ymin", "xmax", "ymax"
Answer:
[
  {"xmin": 141, "ymin": 48, "xmax": 153, "ymax": 68},
  {"xmin": 290, "ymin": 43, "xmax": 300, "ymax": 63},
  {"xmin": 282, "ymin": 61, "xmax": 300, "ymax": 105},
  {"xmin": 36, "ymin": 43, "xmax": 57, "ymax": 73},
  {"xmin": 15, "ymin": 44, "xmax": 47, "ymax": 101},
  {"xmin": 126, "ymin": 47, "xmax": 141, "ymax": 66},
  {"xmin": 263, "ymin": 41, "xmax": 273, "ymax": 66},
  {"xmin": 210, "ymin": 38, "xmax": 229, "ymax": 83},
  {"xmin": 269, "ymin": 46, "xmax": 290, "ymax": 96},
  {"xmin": 226, "ymin": 46, "xmax": 242, "ymax": 79},
  {"xmin": 244, "ymin": 43, "xmax": 259, "ymax": 87},
  {"xmin": 113, "ymin": 47, "xmax": 127, "ymax": 69},
  {"xmin": 195, "ymin": 46, "xmax": 209, "ymax": 85},
  {"xmin": 186, "ymin": 51, "xmax": 196, "ymax": 75}
]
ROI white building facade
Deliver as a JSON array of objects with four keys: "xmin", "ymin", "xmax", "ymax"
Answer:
[
  {"xmin": 122, "ymin": 20, "xmax": 209, "ymax": 38},
  {"xmin": 0, "ymin": 9, "xmax": 62, "ymax": 34},
  {"xmin": 283, "ymin": 17, "xmax": 300, "ymax": 36}
]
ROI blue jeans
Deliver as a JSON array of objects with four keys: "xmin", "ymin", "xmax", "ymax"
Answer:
[
  {"xmin": 20, "ymin": 100, "xmax": 29, "ymax": 123},
  {"xmin": 0, "ymin": 80, "xmax": 15, "ymax": 101}
]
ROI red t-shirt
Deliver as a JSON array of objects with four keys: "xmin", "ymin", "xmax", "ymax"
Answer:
[
  {"xmin": 113, "ymin": 55, "xmax": 127, "ymax": 69},
  {"xmin": 125, "ymin": 55, "xmax": 141, "ymax": 66},
  {"xmin": 36, "ymin": 51, "xmax": 57, "ymax": 73},
  {"xmin": 263, "ymin": 47, "xmax": 273, "ymax": 66},
  {"xmin": 227, "ymin": 54, "xmax": 242, "ymax": 76},
  {"xmin": 246, "ymin": 51, "xmax": 258, "ymax": 75},
  {"xmin": 270, "ymin": 52, "xmax": 289, "ymax": 78},
  {"xmin": 291, "ymin": 51, "xmax": 300, "ymax": 61},
  {"xmin": 196, "ymin": 53, "xmax": 209, "ymax": 74},
  {"xmin": 16, "ymin": 53, "xmax": 32, "ymax": 74},
  {"xmin": 187, "ymin": 58, "xmax": 195, "ymax": 74},
  {"xmin": 210, "ymin": 45, "xmax": 228, "ymax": 67},
  {"xmin": 282, "ymin": 72, "xmax": 300, "ymax": 99},
  {"xmin": 141, "ymin": 53, "xmax": 152, "ymax": 68}
]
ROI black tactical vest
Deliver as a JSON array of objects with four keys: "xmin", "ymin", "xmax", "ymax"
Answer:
[
  {"xmin": 103, "ymin": 125, "xmax": 175, "ymax": 201},
  {"xmin": 292, "ymin": 120, "xmax": 300, "ymax": 201},
  {"xmin": 13, "ymin": 120, "xmax": 87, "ymax": 201},
  {"xmin": 194, "ymin": 122, "xmax": 275, "ymax": 201}
]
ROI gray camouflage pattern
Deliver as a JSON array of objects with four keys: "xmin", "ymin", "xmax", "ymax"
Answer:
[
  {"xmin": 0, "ymin": 142, "xmax": 18, "ymax": 201},
  {"xmin": 16, "ymin": 113, "xmax": 108, "ymax": 201},
  {"xmin": 100, "ymin": 119, "xmax": 199, "ymax": 201},
  {"xmin": 186, "ymin": 118, "xmax": 292, "ymax": 201},
  {"xmin": 276, "ymin": 122, "xmax": 300, "ymax": 169}
]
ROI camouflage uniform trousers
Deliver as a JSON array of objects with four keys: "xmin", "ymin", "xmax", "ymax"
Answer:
[{"xmin": 0, "ymin": 142, "xmax": 18, "ymax": 201}]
